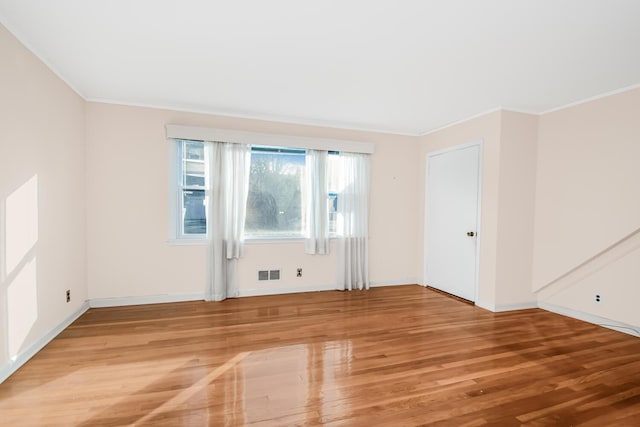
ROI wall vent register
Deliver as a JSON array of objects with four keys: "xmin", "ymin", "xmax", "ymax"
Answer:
[{"xmin": 258, "ymin": 270, "xmax": 281, "ymax": 281}]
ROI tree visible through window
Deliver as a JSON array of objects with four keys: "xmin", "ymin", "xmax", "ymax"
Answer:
[
  {"xmin": 174, "ymin": 141, "xmax": 341, "ymax": 240},
  {"xmin": 245, "ymin": 147, "xmax": 305, "ymax": 237}
]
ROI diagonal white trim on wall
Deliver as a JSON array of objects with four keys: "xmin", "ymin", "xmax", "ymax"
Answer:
[
  {"xmin": 534, "ymin": 227, "xmax": 640, "ymax": 296},
  {"xmin": 539, "ymin": 301, "xmax": 640, "ymax": 337}
]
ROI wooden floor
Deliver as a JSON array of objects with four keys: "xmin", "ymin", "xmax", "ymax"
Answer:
[{"xmin": 1, "ymin": 286, "xmax": 640, "ymax": 426}]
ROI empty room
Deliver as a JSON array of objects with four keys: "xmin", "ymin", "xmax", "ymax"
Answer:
[{"xmin": 1, "ymin": 1, "xmax": 640, "ymax": 425}]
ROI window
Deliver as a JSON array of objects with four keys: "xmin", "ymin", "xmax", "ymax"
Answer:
[
  {"xmin": 245, "ymin": 147, "xmax": 306, "ymax": 237},
  {"xmin": 170, "ymin": 140, "xmax": 342, "ymax": 241},
  {"xmin": 177, "ymin": 139, "xmax": 207, "ymax": 238}
]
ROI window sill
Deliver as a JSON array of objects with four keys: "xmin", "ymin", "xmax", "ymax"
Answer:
[
  {"xmin": 166, "ymin": 238, "xmax": 208, "ymax": 246},
  {"xmin": 167, "ymin": 236, "xmax": 337, "ymax": 246},
  {"xmin": 245, "ymin": 237, "xmax": 305, "ymax": 245},
  {"xmin": 245, "ymin": 236, "xmax": 338, "ymax": 245},
  {"xmin": 166, "ymin": 237, "xmax": 305, "ymax": 246}
]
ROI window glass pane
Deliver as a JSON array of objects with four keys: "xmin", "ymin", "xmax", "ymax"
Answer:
[
  {"xmin": 182, "ymin": 141, "xmax": 205, "ymax": 188},
  {"xmin": 178, "ymin": 140, "xmax": 207, "ymax": 236},
  {"xmin": 245, "ymin": 149, "xmax": 305, "ymax": 236},
  {"xmin": 184, "ymin": 141, "xmax": 205, "ymax": 160},
  {"xmin": 327, "ymin": 153, "xmax": 341, "ymax": 234},
  {"xmin": 183, "ymin": 189, "xmax": 206, "ymax": 234},
  {"xmin": 185, "ymin": 173, "xmax": 204, "ymax": 187}
]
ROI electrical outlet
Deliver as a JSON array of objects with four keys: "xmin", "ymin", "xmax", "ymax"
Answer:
[
  {"xmin": 297, "ymin": 268, "xmax": 302, "ymax": 277},
  {"xmin": 595, "ymin": 294, "xmax": 602, "ymax": 303},
  {"xmin": 66, "ymin": 289, "xmax": 71, "ymax": 303}
]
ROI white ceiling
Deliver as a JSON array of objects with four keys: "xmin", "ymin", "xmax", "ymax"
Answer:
[{"xmin": 1, "ymin": 1, "xmax": 639, "ymax": 135}]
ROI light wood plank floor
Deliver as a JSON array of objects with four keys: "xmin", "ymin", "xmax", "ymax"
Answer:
[{"xmin": 1, "ymin": 285, "xmax": 640, "ymax": 426}]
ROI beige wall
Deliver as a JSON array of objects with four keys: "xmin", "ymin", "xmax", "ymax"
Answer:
[
  {"xmin": 418, "ymin": 111, "xmax": 502, "ymax": 309},
  {"xmin": 85, "ymin": 103, "xmax": 420, "ymax": 300},
  {"xmin": 0, "ymin": 25, "xmax": 87, "ymax": 372},
  {"xmin": 494, "ymin": 111, "xmax": 538, "ymax": 307},
  {"xmin": 533, "ymin": 88, "xmax": 640, "ymax": 327},
  {"xmin": 418, "ymin": 110, "xmax": 538, "ymax": 310}
]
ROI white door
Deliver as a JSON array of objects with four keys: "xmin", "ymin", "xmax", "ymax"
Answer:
[{"xmin": 424, "ymin": 142, "xmax": 481, "ymax": 302}]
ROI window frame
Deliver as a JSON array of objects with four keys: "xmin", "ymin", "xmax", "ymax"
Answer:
[
  {"xmin": 168, "ymin": 140, "xmax": 343, "ymax": 244},
  {"xmin": 168, "ymin": 139, "xmax": 209, "ymax": 244},
  {"xmin": 244, "ymin": 145, "xmax": 307, "ymax": 240}
]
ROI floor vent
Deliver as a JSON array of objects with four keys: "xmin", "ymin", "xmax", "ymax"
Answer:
[
  {"xmin": 258, "ymin": 270, "xmax": 269, "ymax": 281},
  {"xmin": 269, "ymin": 270, "xmax": 281, "ymax": 281}
]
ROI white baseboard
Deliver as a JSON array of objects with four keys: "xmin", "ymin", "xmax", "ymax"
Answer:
[
  {"xmin": 493, "ymin": 301, "xmax": 538, "ymax": 312},
  {"xmin": 474, "ymin": 300, "xmax": 495, "ymax": 312},
  {"xmin": 0, "ymin": 301, "xmax": 90, "ymax": 384},
  {"xmin": 238, "ymin": 283, "xmax": 337, "ymax": 297},
  {"xmin": 89, "ymin": 292, "xmax": 204, "ymax": 308},
  {"xmin": 456, "ymin": 299, "xmax": 537, "ymax": 313},
  {"xmin": 539, "ymin": 301, "xmax": 640, "ymax": 337},
  {"xmin": 87, "ymin": 281, "xmax": 431, "ymax": 305},
  {"xmin": 238, "ymin": 279, "xmax": 420, "ymax": 297},
  {"xmin": 370, "ymin": 279, "xmax": 420, "ymax": 287}
]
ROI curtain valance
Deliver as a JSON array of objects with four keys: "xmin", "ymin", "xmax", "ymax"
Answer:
[{"xmin": 166, "ymin": 124, "xmax": 375, "ymax": 154}]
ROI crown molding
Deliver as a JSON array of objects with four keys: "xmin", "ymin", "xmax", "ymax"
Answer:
[{"xmin": 539, "ymin": 82, "xmax": 640, "ymax": 115}]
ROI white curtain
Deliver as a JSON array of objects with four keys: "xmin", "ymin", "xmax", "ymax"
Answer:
[
  {"xmin": 305, "ymin": 149, "xmax": 329, "ymax": 254},
  {"xmin": 206, "ymin": 142, "xmax": 251, "ymax": 301},
  {"xmin": 336, "ymin": 153, "xmax": 370, "ymax": 290}
]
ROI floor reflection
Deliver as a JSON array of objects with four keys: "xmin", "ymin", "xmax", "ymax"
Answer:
[{"xmin": 207, "ymin": 340, "xmax": 354, "ymax": 425}]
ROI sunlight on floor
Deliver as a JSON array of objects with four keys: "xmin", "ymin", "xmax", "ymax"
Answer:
[
  {"xmin": 137, "ymin": 351, "xmax": 251, "ymax": 425},
  {"xmin": 0, "ymin": 357, "xmax": 191, "ymax": 425},
  {"xmin": 0, "ymin": 312, "xmax": 357, "ymax": 425}
]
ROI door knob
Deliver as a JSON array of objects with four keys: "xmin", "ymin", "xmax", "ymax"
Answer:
[{"xmin": 467, "ymin": 231, "xmax": 475, "ymax": 237}]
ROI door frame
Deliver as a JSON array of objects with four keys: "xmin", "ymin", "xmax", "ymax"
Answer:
[{"xmin": 423, "ymin": 140, "xmax": 483, "ymax": 303}]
